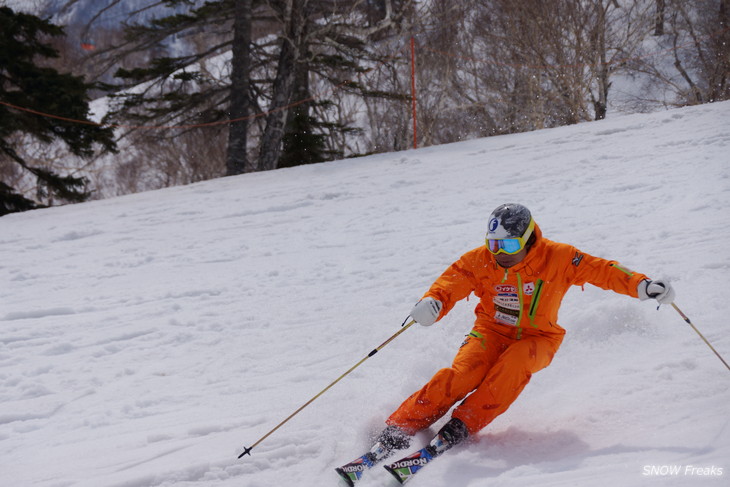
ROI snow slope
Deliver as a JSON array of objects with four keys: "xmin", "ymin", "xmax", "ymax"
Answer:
[{"xmin": 1, "ymin": 101, "xmax": 729, "ymax": 487}]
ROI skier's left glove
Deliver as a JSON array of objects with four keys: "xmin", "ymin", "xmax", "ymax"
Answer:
[
  {"xmin": 410, "ymin": 297, "xmax": 442, "ymax": 326},
  {"xmin": 638, "ymin": 279, "xmax": 675, "ymax": 304}
]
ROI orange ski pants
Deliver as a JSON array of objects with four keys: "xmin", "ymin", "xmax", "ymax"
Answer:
[{"xmin": 387, "ymin": 327, "xmax": 563, "ymax": 435}]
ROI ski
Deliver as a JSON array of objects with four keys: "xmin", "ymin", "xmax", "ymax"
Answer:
[
  {"xmin": 382, "ymin": 418, "xmax": 468, "ymax": 484},
  {"xmin": 383, "ymin": 446, "xmax": 436, "ymax": 484},
  {"xmin": 334, "ymin": 452, "xmax": 377, "ymax": 486},
  {"xmin": 335, "ymin": 425, "xmax": 412, "ymax": 485}
]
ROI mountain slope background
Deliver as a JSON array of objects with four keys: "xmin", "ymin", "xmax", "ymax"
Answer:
[{"xmin": 1, "ymin": 100, "xmax": 728, "ymax": 486}]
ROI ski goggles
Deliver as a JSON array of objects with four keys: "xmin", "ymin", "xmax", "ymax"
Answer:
[{"xmin": 486, "ymin": 218, "xmax": 535, "ymax": 255}]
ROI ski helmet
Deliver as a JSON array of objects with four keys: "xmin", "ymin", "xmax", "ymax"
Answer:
[{"xmin": 486, "ymin": 203, "xmax": 533, "ymax": 240}]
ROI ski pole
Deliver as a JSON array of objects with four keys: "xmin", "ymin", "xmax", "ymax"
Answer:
[
  {"xmin": 238, "ymin": 318, "xmax": 417, "ymax": 458},
  {"xmin": 671, "ymin": 303, "xmax": 730, "ymax": 372}
]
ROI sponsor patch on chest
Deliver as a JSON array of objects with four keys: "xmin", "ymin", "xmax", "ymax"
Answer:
[
  {"xmin": 493, "ymin": 292, "xmax": 519, "ymax": 309},
  {"xmin": 523, "ymin": 281, "xmax": 535, "ymax": 295},
  {"xmin": 493, "ymin": 285, "xmax": 519, "ymax": 325},
  {"xmin": 492, "ymin": 282, "xmax": 536, "ymax": 326}
]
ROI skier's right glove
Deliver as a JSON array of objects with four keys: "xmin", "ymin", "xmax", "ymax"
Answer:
[
  {"xmin": 638, "ymin": 279, "xmax": 675, "ymax": 304},
  {"xmin": 410, "ymin": 297, "xmax": 443, "ymax": 326}
]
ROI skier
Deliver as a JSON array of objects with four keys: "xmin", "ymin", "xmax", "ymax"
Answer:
[{"xmin": 337, "ymin": 203, "xmax": 675, "ymax": 484}]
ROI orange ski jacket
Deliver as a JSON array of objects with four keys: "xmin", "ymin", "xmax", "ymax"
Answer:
[{"xmin": 424, "ymin": 224, "xmax": 648, "ymax": 340}]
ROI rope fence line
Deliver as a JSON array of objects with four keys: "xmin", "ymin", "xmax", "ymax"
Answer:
[
  {"xmin": 0, "ymin": 49, "xmax": 407, "ymax": 132},
  {"xmin": 2, "ymin": 23, "xmax": 727, "ymax": 132},
  {"xmin": 0, "ymin": 71, "xmax": 365, "ymax": 130}
]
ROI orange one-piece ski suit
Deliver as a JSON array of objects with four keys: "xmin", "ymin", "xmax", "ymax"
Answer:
[{"xmin": 387, "ymin": 224, "xmax": 648, "ymax": 435}]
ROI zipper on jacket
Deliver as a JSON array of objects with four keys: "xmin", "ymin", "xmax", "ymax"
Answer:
[
  {"xmin": 528, "ymin": 279, "xmax": 544, "ymax": 328},
  {"xmin": 516, "ymin": 272, "xmax": 524, "ymax": 340}
]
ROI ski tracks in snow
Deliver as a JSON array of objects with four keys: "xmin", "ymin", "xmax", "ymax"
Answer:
[{"xmin": 0, "ymin": 101, "xmax": 728, "ymax": 486}]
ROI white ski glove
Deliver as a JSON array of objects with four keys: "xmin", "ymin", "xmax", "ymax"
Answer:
[
  {"xmin": 410, "ymin": 297, "xmax": 443, "ymax": 326},
  {"xmin": 638, "ymin": 279, "xmax": 675, "ymax": 305}
]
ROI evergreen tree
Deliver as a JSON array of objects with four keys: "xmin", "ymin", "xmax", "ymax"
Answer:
[
  {"xmin": 278, "ymin": 103, "xmax": 329, "ymax": 168},
  {"xmin": 105, "ymin": 0, "xmax": 411, "ymax": 175},
  {"xmin": 0, "ymin": 7, "xmax": 116, "ymax": 216},
  {"xmin": 107, "ymin": 0, "xmax": 253, "ymax": 174},
  {"xmin": 277, "ymin": 58, "xmax": 343, "ymax": 168}
]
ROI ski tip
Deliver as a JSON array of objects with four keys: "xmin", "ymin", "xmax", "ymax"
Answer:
[
  {"xmin": 334, "ymin": 467, "xmax": 356, "ymax": 487},
  {"xmin": 383, "ymin": 464, "xmax": 407, "ymax": 484},
  {"xmin": 383, "ymin": 447, "xmax": 434, "ymax": 484}
]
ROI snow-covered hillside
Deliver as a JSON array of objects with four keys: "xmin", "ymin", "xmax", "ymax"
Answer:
[{"xmin": 1, "ymin": 101, "xmax": 728, "ymax": 487}]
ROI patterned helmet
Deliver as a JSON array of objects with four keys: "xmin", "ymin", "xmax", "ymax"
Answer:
[{"xmin": 487, "ymin": 203, "xmax": 532, "ymax": 239}]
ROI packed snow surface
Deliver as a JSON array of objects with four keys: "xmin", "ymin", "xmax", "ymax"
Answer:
[{"xmin": 1, "ymin": 101, "xmax": 729, "ymax": 486}]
